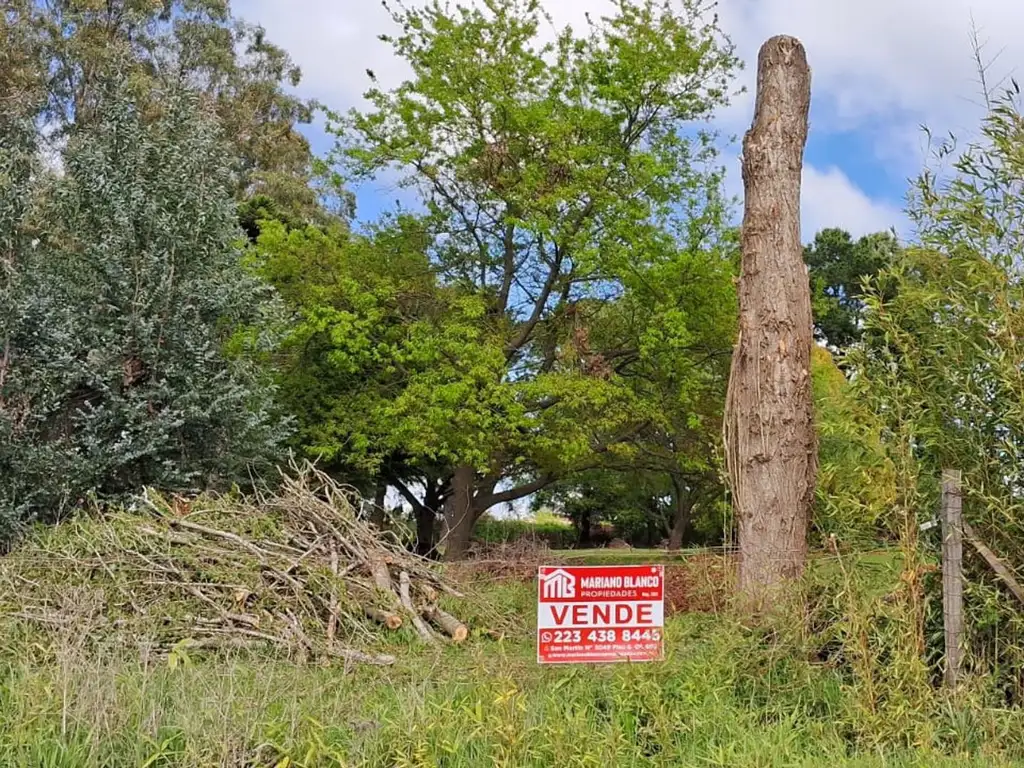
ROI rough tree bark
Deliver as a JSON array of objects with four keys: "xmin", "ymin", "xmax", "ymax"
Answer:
[
  {"xmin": 442, "ymin": 464, "xmax": 476, "ymax": 562},
  {"xmin": 369, "ymin": 479, "xmax": 387, "ymax": 530},
  {"xmin": 667, "ymin": 476, "xmax": 694, "ymax": 552},
  {"xmin": 440, "ymin": 469, "xmax": 556, "ymax": 561},
  {"xmin": 723, "ymin": 35, "xmax": 816, "ymax": 606}
]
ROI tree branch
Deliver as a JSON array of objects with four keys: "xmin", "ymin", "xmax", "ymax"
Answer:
[
  {"xmin": 497, "ymin": 220, "xmax": 516, "ymax": 312},
  {"xmin": 475, "ymin": 474, "xmax": 556, "ymax": 510},
  {"xmin": 416, "ymin": 161, "xmax": 491, "ymax": 280},
  {"xmin": 505, "ymin": 242, "xmax": 563, "ymax": 360},
  {"xmin": 387, "ymin": 473, "xmax": 426, "ymax": 514}
]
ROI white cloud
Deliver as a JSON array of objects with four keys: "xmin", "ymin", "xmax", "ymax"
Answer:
[
  {"xmin": 236, "ymin": 0, "xmax": 1014, "ymax": 235},
  {"xmin": 241, "ymin": 0, "xmax": 1021, "ymax": 132},
  {"xmin": 720, "ymin": 0, "xmax": 1020, "ymax": 115},
  {"xmin": 719, "ymin": 153, "xmax": 905, "ymax": 239},
  {"xmin": 239, "ymin": 0, "xmax": 398, "ymax": 107},
  {"xmin": 238, "ymin": 0, "xmax": 619, "ymax": 109},
  {"xmin": 800, "ymin": 166, "xmax": 905, "ymax": 239}
]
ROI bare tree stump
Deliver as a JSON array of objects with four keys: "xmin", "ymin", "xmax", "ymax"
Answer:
[{"xmin": 723, "ymin": 35, "xmax": 816, "ymax": 607}]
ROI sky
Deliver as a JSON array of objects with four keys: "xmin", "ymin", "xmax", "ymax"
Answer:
[
  {"xmin": 226, "ymin": 0, "xmax": 1021, "ymax": 517},
  {"xmin": 234, "ymin": 0, "xmax": 1023, "ymax": 244}
]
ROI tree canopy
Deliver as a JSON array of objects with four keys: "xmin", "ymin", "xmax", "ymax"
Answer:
[
  {"xmin": 804, "ymin": 227, "xmax": 900, "ymax": 350},
  {"xmin": 9, "ymin": 0, "xmax": 321, "ymax": 221},
  {"xmin": 311, "ymin": 0, "xmax": 739, "ymax": 558}
]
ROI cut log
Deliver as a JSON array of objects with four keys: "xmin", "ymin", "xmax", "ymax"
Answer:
[
  {"xmin": 419, "ymin": 583, "xmax": 439, "ymax": 604},
  {"xmin": 424, "ymin": 606, "xmax": 468, "ymax": 643},
  {"xmin": 369, "ymin": 557, "xmax": 392, "ymax": 593},
  {"xmin": 399, "ymin": 571, "xmax": 438, "ymax": 644},
  {"xmin": 364, "ymin": 606, "xmax": 403, "ymax": 630}
]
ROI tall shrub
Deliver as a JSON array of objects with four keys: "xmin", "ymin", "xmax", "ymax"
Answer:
[
  {"xmin": 850, "ymin": 85, "xmax": 1024, "ymax": 702},
  {"xmin": 0, "ymin": 96, "xmax": 45, "ymax": 537},
  {"xmin": 0, "ymin": 77, "xmax": 286, "ymax": 534}
]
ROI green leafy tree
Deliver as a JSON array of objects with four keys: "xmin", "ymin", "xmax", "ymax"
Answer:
[
  {"xmin": 612, "ymin": 230, "xmax": 737, "ymax": 550},
  {"xmin": 332, "ymin": 0, "xmax": 738, "ymax": 558},
  {"xmin": 804, "ymin": 228, "xmax": 900, "ymax": 350},
  {"xmin": 0, "ymin": 48, "xmax": 47, "ymax": 537},
  {"xmin": 12, "ymin": 0, "xmax": 321, "ymax": 221},
  {"xmin": 547, "ymin": 235, "xmax": 736, "ymax": 551},
  {"xmin": 254, "ymin": 215, "xmax": 451, "ymax": 468},
  {"xmin": 810, "ymin": 344, "xmax": 894, "ymax": 547},
  {"xmin": 849, "ymin": 85, "xmax": 1024, "ymax": 701},
  {"xmin": 254, "ymin": 212, "xmax": 474, "ymax": 553},
  {"xmin": 0, "ymin": 76, "xmax": 286, "ymax": 534}
]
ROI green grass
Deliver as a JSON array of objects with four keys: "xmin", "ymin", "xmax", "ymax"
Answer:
[
  {"xmin": 0, "ymin": 577, "xmax": 1022, "ymax": 767},
  {"xmin": 473, "ymin": 515, "xmax": 576, "ymax": 549}
]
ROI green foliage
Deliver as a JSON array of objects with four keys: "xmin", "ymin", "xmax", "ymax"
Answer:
[
  {"xmin": 0, "ymin": 94, "xmax": 43, "ymax": 537},
  {"xmin": 316, "ymin": 0, "xmax": 740, "ymax": 530},
  {"xmin": 536, "ymin": 469, "xmax": 668, "ymax": 545},
  {"xmin": 805, "ymin": 227, "xmax": 900, "ymax": 349},
  {"xmin": 803, "ymin": 551, "xmax": 941, "ymax": 748},
  {"xmin": 0, "ymin": 77, "xmax": 285, "ymax": 532},
  {"xmin": 850, "ymin": 84, "xmax": 1024, "ymax": 701},
  {"xmin": 254, "ymin": 215, "xmax": 481, "ymax": 480},
  {"xmin": 810, "ymin": 345, "xmax": 896, "ymax": 547}
]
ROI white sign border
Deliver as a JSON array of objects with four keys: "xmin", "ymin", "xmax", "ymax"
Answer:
[{"xmin": 536, "ymin": 563, "xmax": 666, "ymax": 665}]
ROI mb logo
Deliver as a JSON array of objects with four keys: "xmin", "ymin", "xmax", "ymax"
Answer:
[{"xmin": 540, "ymin": 568, "xmax": 576, "ymax": 599}]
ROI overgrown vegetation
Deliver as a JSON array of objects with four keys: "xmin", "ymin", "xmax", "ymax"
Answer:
[
  {"xmin": 5, "ymin": 0, "xmax": 1024, "ymax": 762},
  {"xmin": 0, "ymin": 466, "xmax": 482, "ymax": 665},
  {"xmin": 0, "ymin": 570, "xmax": 1022, "ymax": 767},
  {"xmin": 847, "ymin": 82, "xmax": 1024, "ymax": 706}
]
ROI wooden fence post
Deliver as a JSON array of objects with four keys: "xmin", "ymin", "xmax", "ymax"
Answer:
[{"xmin": 941, "ymin": 469, "xmax": 963, "ymax": 688}]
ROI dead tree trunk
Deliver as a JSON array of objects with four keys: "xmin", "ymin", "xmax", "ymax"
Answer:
[
  {"xmin": 723, "ymin": 35, "xmax": 816, "ymax": 606},
  {"xmin": 442, "ymin": 464, "xmax": 476, "ymax": 561}
]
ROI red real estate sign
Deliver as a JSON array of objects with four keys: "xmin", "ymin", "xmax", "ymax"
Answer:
[{"xmin": 537, "ymin": 564, "xmax": 664, "ymax": 664}]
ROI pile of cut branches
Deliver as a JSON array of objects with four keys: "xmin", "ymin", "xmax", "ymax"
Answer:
[{"xmin": 0, "ymin": 465, "xmax": 470, "ymax": 665}]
